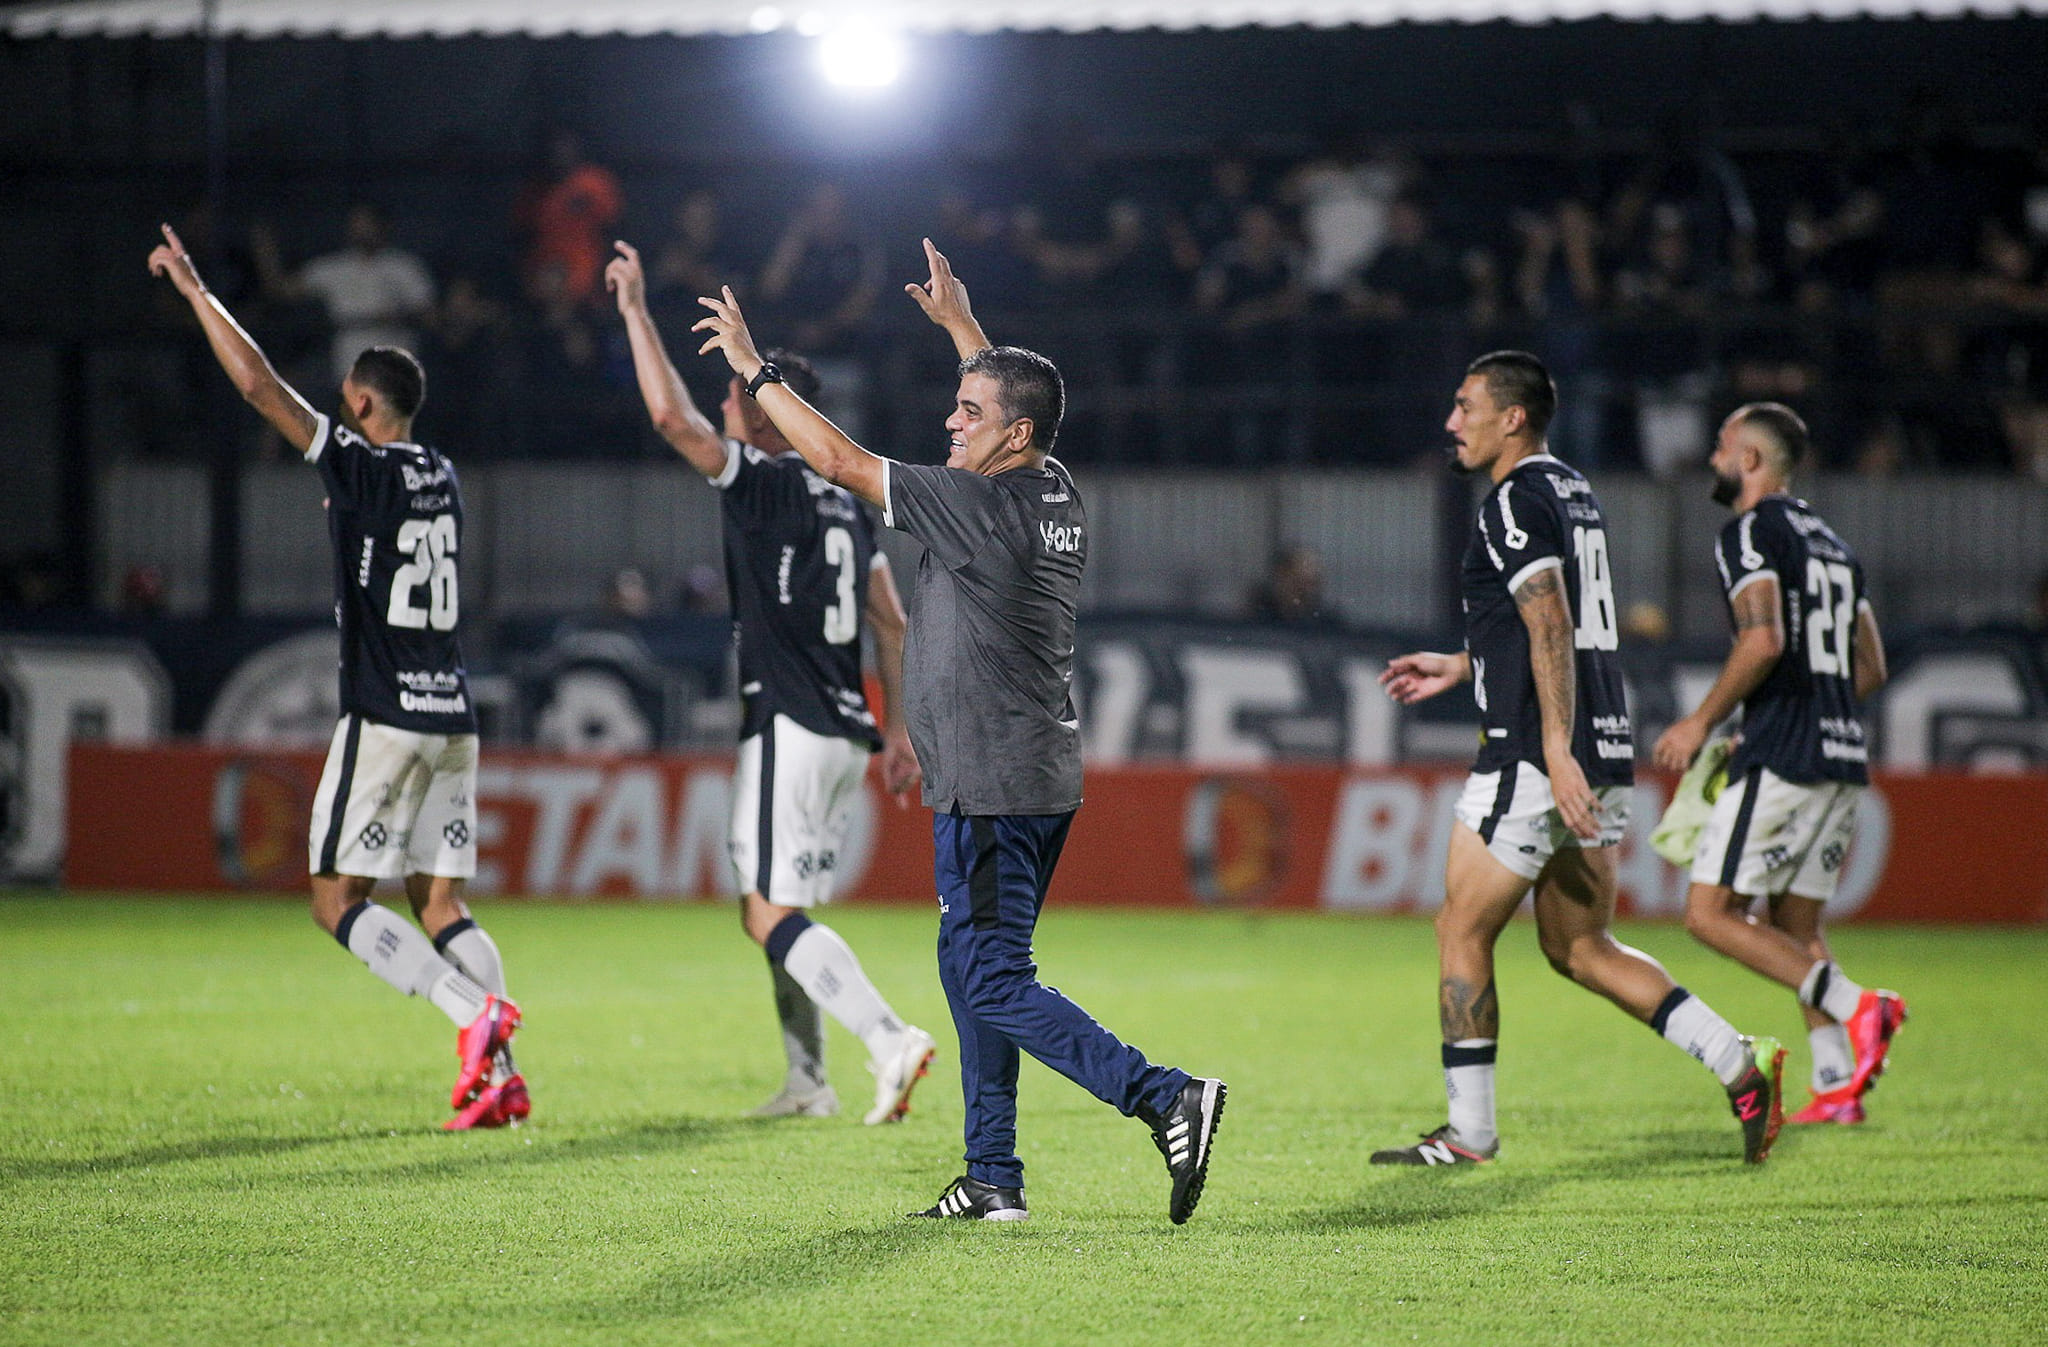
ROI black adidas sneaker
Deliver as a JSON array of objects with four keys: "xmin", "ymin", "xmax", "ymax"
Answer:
[
  {"xmin": 910, "ymin": 1175, "xmax": 1028, "ymax": 1222},
  {"xmin": 1140, "ymin": 1076, "xmax": 1227, "ymax": 1224}
]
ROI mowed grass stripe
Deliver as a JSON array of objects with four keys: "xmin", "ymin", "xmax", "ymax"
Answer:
[{"xmin": 2, "ymin": 894, "xmax": 2043, "ymax": 1346}]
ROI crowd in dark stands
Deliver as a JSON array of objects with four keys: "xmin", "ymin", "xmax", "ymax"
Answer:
[{"xmin": 145, "ymin": 99, "xmax": 2048, "ymax": 474}]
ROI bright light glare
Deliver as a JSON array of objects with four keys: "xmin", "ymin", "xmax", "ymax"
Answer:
[
  {"xmin": 816, "ymin": 24, "xmax": 905, "ymax": 90},
  {"xmin": 747, "ymin": 6, "xmax": 784, "ymax": 32}
]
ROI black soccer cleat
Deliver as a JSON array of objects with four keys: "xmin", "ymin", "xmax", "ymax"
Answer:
[
  {"xmin": 1140, "ymin": 1076, "xmax": 1227, "ymax": 1224},
  {"xmin": 909, "ymin": 1175, "xmax": 1028, "ymax": 1222},
  {"xmin": 1727, "ymin": 1034, "xmax": 1786, "ymax": 1165},
  {"xmin": 1369, "ymin": 1123, "xmax": 1497, "ymax": 1166}
]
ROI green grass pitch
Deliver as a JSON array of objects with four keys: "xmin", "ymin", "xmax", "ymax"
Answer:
[{"xmin": 3, "ymin": 892, "xmax": 2044, "ymax": 1346}]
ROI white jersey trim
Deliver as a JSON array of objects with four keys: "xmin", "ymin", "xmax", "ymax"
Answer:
[
  {"xmin": 1505, "ymin": 555, "xmax": 1563, "ymax": 596},
  {"xmin": 881, "ymin": 459, "xmax": 897, "ymax": 529},
  {"xmin": 306, "ymin": 411, "xmax": 332, "ymax": 464},
  {"xmin": 1727, "ymin": 568, "xmax": 1779, "ymax": 600},
  {"xmin": 709, "ymin": 436, "xmax": 745, "ymax": 489}
]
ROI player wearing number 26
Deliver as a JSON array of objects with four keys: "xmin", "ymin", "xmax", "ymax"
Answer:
[
  {"xmin": 149, "ymin": 224, "xmax": 526, "ymax": 1131},
  {"xmin": 1371, "ymin": 352, "xmax": 1782, "ymax": 1169},
  {"xmin": 1651, "ymin": 404, "xmax": 1906, "ymax": 1129}
]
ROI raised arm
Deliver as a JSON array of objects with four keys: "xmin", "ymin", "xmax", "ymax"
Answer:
[
  {"xmin": 1651, "ymin": 576, "xmax": 1785, "ymax": 772},
  {"xmin": 605, "ymin": 240, "xmax": 727, "ymax": 477},
  {"xmin": 149, "ymin": 223, "xmax": 320, "ymax": 454},
  {"xmin": 693, "ymin": 285, "xmax": 888, "ymax": 508},
  {"xmin": 864, "ymin": 554, "xmax": 922, "ymax": 803},
  {"xmin": 1515, "ymin": 563, "xmax": 1600, "ymax": 840},
  {"xmin": 903, "ymin": 238, "xmax": 991, "ymax": 360}
]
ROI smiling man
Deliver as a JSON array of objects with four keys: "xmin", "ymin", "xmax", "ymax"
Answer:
[{"xmin": 693, "ymin": 239, "xmax": 1225, "ymax": 1225}]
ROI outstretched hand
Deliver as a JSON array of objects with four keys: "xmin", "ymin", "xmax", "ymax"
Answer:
[
  {"xmin": 604, "ymin": 240, "xmax": 646, "ymax": 315},
  {"xmin": 691, "ymin": 285, "xmax": 764, "ymax": 380},
  {"xmin": 904, "ymin": 237, "xmax": 976, "ymax": 335},
  {"xmin": 147, "ymin": 223, "xmax": 205, "ymax": 299},
  {"xmin": 1379, "ymin": 651, "xmax": 1465, "ymax": 706}
]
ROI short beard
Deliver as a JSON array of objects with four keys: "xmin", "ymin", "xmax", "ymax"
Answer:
[
  {"xmin": 1710, "ymin": 470, "xmax": 1741, "ymax": 506},
  {"xmin": 1446, "ymin": 444, "xmax": 1478, "ymax": 475}
]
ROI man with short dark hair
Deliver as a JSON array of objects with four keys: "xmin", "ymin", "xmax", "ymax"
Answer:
[
  {"xmin": 1372, "ymin": 351, "xmax": 1784, "ymax": 1167},
  {"xmin": 1652, "ymin": 402, "xmax": 1906, "ymax": 1126},
  {"xmin": 607, "ymin": 239, "xmax": 936, "ymax": 1126},
  {"xmin": 693, "ymin": 239, "xmax": 1225, "ymax": 1224},
  {"xmin": 150, "ymin": 224, "xmax": 522, "ymax": 1130}
]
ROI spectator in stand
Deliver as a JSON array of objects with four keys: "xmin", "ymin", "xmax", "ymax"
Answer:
[
  {"xmin": 1615, "ymin": 204, "xmax": 1715, "ymax": 476},
  {"xmin": 1283, "ymin": 131, "xmax": 1407, "ymax": 307},
  {"xmin": 1167, "ymin": 146, "xmax": 1263, "ymax": 277},
  {"xmin": 422, "ymin": 274, "xmax": 518, "ymax": 458},
  {"xmin": 1510, "ymin": 198, "xmax": 1611, "ymax": 463},
  {"xmin": 756, "ymin": 182, "xmax": 884, "ymax": 356},
  {"xmin": 519, "ymin": 129, "xmax": 624, "ymax": 311},
  {"xmin": 932, "ymin": 188, "xmax": 1033, "ymax": 312},
  {"xmin": 651, "ymin": 188, "xmax": 738, "ymax": 313},
  {"xmin": 1967, "ymin": 217, "xmax": 2048, "ymax": 478},
  {"xmin": 1246, "ymin": 546, "xmax": 1327, "ymax": 626},
  {"xmin": 1196, "ymin": 202, "xmax": 1305, "ymax": 462},
  {"xmin": 1345, "ymin": 195, "xmax": 1465, "ymax": 319},
  {"xmin": 254, "ymin": 203, "xmax": 436, "ymax": 386},
  {"xmin": 1785, "ymin": 122, "xmax": 1886, "ymax": 312}
]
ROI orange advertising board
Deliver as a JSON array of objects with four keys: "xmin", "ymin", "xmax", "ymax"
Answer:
[{"xmin": 66, "ymin": 743, "xmax": 2048, "ymax": 924}]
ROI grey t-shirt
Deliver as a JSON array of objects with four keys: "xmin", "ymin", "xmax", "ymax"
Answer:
[{"xmin": 883, "ymin": 456, "xmax": 1085, "ymax": 816}]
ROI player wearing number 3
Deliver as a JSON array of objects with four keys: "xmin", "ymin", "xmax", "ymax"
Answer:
[
  {"xmin": 1371, "ymin": 352, "xmax": 1784, "ymax": 1168},
  {"xmin": 149, "ymin": 224, "xmax": 525, "ymax": 1131},
  {"xmin": 1652, "ymin": 404, "xmax": 1906, "ymax": 1127},
  {"xmin": 606, "ymin": 241, "xmax": 937, "ymax": 1127}
]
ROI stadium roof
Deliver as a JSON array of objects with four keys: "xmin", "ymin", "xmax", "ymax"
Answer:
[{"xmin": 6, "ymin": 0, "xmax": 2046, "ymax": 38}]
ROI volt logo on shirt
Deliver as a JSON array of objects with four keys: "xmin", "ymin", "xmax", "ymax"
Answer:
[{"xmin": 1040, "ymin": 521, "xmax": 1082, "ymax": 553}]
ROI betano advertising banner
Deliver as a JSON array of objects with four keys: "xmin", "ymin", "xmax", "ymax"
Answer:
[{"xmin": 67, "ymin": 743, "xmax": 2048, "ymax": 923}]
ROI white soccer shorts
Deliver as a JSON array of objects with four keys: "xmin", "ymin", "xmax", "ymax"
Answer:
[
  {"xmin": 1689, "ymin": 765, "xmax": 1862, "ymax": 902},
  {"xmin": 308, "ymin": 714, "xmax": 479, "ymax": 880},
  {"xmin": 1453, "ymin": 761, "xmax": 1632, "ymax": 882},
  {"xmin": 729, "ymin": 713, "xmax": 871, "ymax": 907}
]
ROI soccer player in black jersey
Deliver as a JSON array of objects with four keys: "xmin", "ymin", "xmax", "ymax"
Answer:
[
  {"xmin": 607, "ymin": 241, "xmax": 938, "ymax": 1126},
  {"xmin": 1652, "ymin": 403, "xmax": 1906, "ymax": 1126},
  {"xmin": 149, "ymin": 224, "xmax": 523, "ymax": 1131},
  {"xmin": 1372, "ymin": 352, "xmax": 1783, "ymax": 1166}
]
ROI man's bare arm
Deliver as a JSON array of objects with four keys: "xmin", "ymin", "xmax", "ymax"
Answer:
[
  {"xmin": 149, "ymin": 223, "xmax": 319, "ymax": 454},
  {"xmin": 1852, "ymin": 600, "xmax": 1888, "ymax": 701},
  {"xmin": 864, "ymin": 556, "xmax": 922, "ymax": 801},
  {"xmin": 694, "ymin": 286, "xmax": 889, "ymax": 508},
  {"xmin": 605, "ymin": 241, "xmax": 727, "ymax": 476},
  {"xmin": 1515, "ymin": 562, "xmax": 1599, "ymax": 839},
  {"xmin": 1651, "ymin": 576, "xmax": 1785, "ymax": 771}
]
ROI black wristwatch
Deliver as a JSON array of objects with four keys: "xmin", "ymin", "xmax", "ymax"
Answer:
[{"xmin": 744, "ymin": 363, "xmax": 785, "ymax": 398}]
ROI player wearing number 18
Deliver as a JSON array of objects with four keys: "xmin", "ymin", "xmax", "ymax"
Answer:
[
  {"xmin": 1371, "ymin": 352, "xmax": 1783, "ymax": 1168},
  {"xmin": 148, "ymin": 225, "xmax": 525, "ymax": 1132}
]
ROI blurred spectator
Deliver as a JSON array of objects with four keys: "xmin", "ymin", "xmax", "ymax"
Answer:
[
  {"xmin": 756, "ymin": 183, "xmax": 884, "ymax": 355},
  {"xmin": 1196, "ymin": 203, "xmax": 1304, "ymax": 334},
  {"xmin": 519, "ymin": 129, "xmax": 624, "ymax": 312},
  {"xmin": 1616, "ymin": 204, "xmax": 1715, "ymax": 477},
  {"xmin": 1785, "ymin": 122, "xmax": 1886, "ymax": 310},
  {"xmin": 932, "ymin": 189, "xmax": 1033, "ymax": 311},
  {"xmin": 1345, "ymin": 195, "xmax": 1464, "ymax": 319},
  {"xmin": 1246, "ymin": 546, "xmax": 1326, "ymax": 625},
  {"xmin": 1168, "ymin": 146, "xmax": 1264, "ymax": 274},
  {"xmin": 651, "ymin": 188, "xmax": 738, "ymax": 308},
  {"xmin": 254, "ymin": 203, "xmax": 436, "ymax": 385},
  {"xmin": 422, "ymin": 274, "xmax": 519, "ymax": 457},
  {"xmin": 1283, "ymin": 132, "xmax": 1406, "ymax": 303}
]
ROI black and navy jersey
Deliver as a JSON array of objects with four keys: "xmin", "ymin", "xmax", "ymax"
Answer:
[
  {"xmin": 308, "ymin": 413, "xmax": 476, "ymax": 735},
  {"xmin": 712, "ymin": 439, "xmax": 883, "ymax": 750},
  {"xmin": 1715, "ymin": 495, "xmax": 1870, "ymax": 784},
  {"xmin": 1460, "ymin": 455, "xmax": 1634, "ymax": 785}
]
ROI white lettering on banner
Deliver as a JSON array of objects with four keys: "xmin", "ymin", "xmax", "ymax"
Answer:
[
  {"xmin": 1338, "ymin": 658, "xmax": 1397, "ymax": 766},
  {"xmin": 1179, "ymin": 648, "xmax": 1305, "ymax": 767},
  {"xmin": 1079, "ymin": 642, "xmax": 1149, "ymax": 765},
  {"xmin": 0, "ymin": 640, "xmax": 169, "ymax": 881},
  {"xmin": 517, "ymin": 767, "xmax": 607, "ymax": 893},
  {"xmin": 1882, "ymin": 655, "xmax": 2025, "ymax": 769},
  {"xmin": 570, "ymin": 767, "xmax": 666, "ymax": 894},
  {"xmin": 668, "ymin": 771, "xmax": 735, "ymax": 896},
  {"xmin": 1321, "ymin": 779, "xmax": 1423, "ymax": 909}
]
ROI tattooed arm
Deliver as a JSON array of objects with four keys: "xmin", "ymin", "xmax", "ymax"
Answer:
[
  {"xmin": 1651, "ymin": 575, "xmax": 1786, "ymax": 771},
  {"xmin": 1516, "ymin": 561, "xmax": 1600, "ymax": 840}
]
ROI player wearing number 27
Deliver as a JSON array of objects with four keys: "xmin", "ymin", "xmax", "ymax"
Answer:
[
  {"xmin": 1372, "ymin": 352, "xmax": 1784, "ymax": 1168},
  {"xmin": 149, "ymin": 224, "xmax": 524, "ymax": 1131},
  {"xmin": 1652, "ymin": 404, "xmax": 1905, "ymax": 1127},
  {"xmin": 606, "ymin": 241, "xmax": 937, "ymax": 1126}
]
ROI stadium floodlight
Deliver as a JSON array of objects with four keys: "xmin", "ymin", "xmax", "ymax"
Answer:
[
  {"xmin": 747, "ymin": 6, "xmax": 785, "ymax": 32},
  {"xmin": 816, "ymin": 20, "xmax": 906, "ymax": 90}
]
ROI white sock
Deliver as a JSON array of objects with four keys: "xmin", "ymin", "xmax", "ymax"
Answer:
[
  {"xmin": 1799, "ymin": 960, "xmax": 1867, "ymax": 1025},
  {"xmin": 438, "ymin": 921, "xmax": 506, "ymax": 996},
  {"xmin": 1443, "ymin": 1039, "xmax": 1497, "ymax": 1150},
  {"xmin": 344, "ymin": 902, "xmax": 488, "ymax": 1028},
  {"xmin": 770, "ymin": 963, "xmax": 828, "ymax": 1092},
  {"xmin": 1660, "ymin": 991, "xmax": 1752, "ymax": 1087},
  {"xmin": 1809, "ymin": 1022, "xmax": 1854, "ymax": 1092},
  {"xmin": 782, "ymin": 923, "xmax": 904, "ymax": 1062}
]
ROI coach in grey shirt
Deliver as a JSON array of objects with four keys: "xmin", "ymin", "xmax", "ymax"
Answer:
[{"xmin": 694, "ymin": 238, "xmax": 1225, "ymax": 1225}]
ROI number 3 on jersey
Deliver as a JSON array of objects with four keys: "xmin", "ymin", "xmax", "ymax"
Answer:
[
  {"xmin": 822, "ymin": 525, "xmax": 858, "ymax": 645},
  {"xmin": 1572, "ymin": 526, "xmax": 1618, "ymax": 651},
  {"xmin": 388, "ymin": 514, "xmax": 458, "ymax": 631}
]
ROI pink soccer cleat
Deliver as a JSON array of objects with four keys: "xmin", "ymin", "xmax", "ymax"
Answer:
[
  {"xmin": 452, "ymin": 995, "xmax": 522, "ymax": 1109},
  {"xmin": 1845, "ymin": 991, "xmax": 1907, "ymax": 1098},
  {"xmin": 1789, "ymin": 1086, "xmax": 1865, "ymax": 1125}
]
